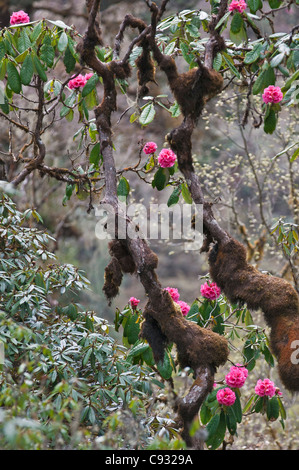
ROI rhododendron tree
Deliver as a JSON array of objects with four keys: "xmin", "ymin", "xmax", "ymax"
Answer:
[{"xmin": 0, "ymin": 0, "xmax": 297, "ymax": 452}]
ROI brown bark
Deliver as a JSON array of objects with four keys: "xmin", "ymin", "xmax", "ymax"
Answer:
[{"xmin": 78, "ymin": 0, "xmax": 231, "ymax": 449}]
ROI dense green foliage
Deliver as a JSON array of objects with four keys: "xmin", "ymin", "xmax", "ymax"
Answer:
[
  {"xmin": 0, "ymin": 0, "xmax": 298, "ymax": 450},
  {"xmin": 0, "ymin": 195, "xmax": 157, "ymax": 449}
]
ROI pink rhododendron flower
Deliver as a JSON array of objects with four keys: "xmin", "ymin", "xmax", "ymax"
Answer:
[
  {"xmin": 176, "ymin": 300, "xmax": 190, "ymax": 316},
  {"xmin": 10, "ymin": 10, "xmax": 30, "ymax": 25},
  {"xmin": 68, "ymin": 74, "xmax": 87, "ymax": 90},
  {"xmin": 225, "ymin": 364, "xmax": 248, "ymax": 388},
  {"xmin": 158, "ymin": 148, "xmax": 177, "ymax": 168},
  {"xmin": 129, "ymin": 297, "xmax": 140, "ymax": 308},
  {"xmin": 228, "ymin": 0, "xmax": 247, "ymax": 12},
  {"xmin": 255, "ymin": 378, "xmax": 276, "ymax": 398},
  {"xmin": 200, "ymin": 281, "xmax": 221, "ymax": 300},
  {"xmin": 262, "ymin": 85, "xmax": 283, "ymax": 104},
  {"xmin": 164, "ymin": 287, "xmax": 180, "ymax": 302},
  {"xmin": 85, "ymin": 73, "xmax": 94, "ymax": 81},
  {"xmin": 143, "ymin": 141, "xmax": 158, "ymax": 155},
  {"xmin": 216, "ymin": 387, "xmax": 236, "ymax": 406}
]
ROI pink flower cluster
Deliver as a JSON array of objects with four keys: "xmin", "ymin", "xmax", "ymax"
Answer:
[
  {"xmin": 10, "ymin": 10, "xmax": 30, "ymax": 25},
  {"xmin": 164, "ymin": 287, "xmax": 180, "ymax": 302},
  {"xmin": 164, "ymin": 287, "xmax": 190, "ymax": 316},
  {"xmin": 143, "ymin": 142, "xmax": 157, "ymax": 155},
  {"xmin": 228, "ymin": 0, "xmax": 247, "ymax": 12},
  {"xmin": 262, "ymin": 85, "xmax": 283, "ymax": 104},
  {"xmin": 176, "ymin": 300, "xmax": 190, "ymax": 316},
  {"xmin": 142, "ymin": 142, "xmax": 177, "ymax": 168},
  {"xmin": 129, "ymin": 297, "xmax": 140, "ymax": 309},
  {"xmin": 68, "ymin": 73, "xmax": 94, "ymax": 90},
  {"xmin": 200, "ymin": 281, "xmax": 221, "ymax": 301},
  {"xmin": 158, "ymin": 148, "xmax": 177, "ymax": 168},
  {"xmin": 225, "ymin": 364, "xmax": 248, "ymax": 388},
  {"xmin": 254, "ymin": 378, "xmax": 276, "ymax": 398},
  {"xmin": 216, "ymin": 387, "xmax": 236, "ymax": 406}
]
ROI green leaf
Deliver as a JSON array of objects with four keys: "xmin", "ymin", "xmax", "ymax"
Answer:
[
  {"xmin": 89, "ymin": 142, "xmax": 101, "ymax": 167},
  {"xmin": 181, "ymin": 182, "xmax": 192, "ymax": 204},
  {"xmin": 117, "ymin": 176, "xmax": 130, "ymax": 200},
  {"xmin": 186, "ymin": 23, "xmax": 200, "ymax": 38},
  {"xmin": 247, "ymin": 0, "xmax": 263, "ymax": 13},
  {"xmin": 266, "ymin": 396, "xmax": 280, "ymax": 421},
  {"xmin": 123, "ymin": 313, "xmax": 140, "ymax": 345},
  {"xmin": 83, "ymin": 347, "xmax": 93, "ymax": 366},
  {"xmin": 64, "ymin": 45, "xmax": 76, "ymax": 73},
  {"xmin": 206, "ymin": 410, "xmax": 226, "ymax": 450},
  {"xmin": 127, "ymin": 342, "xmax": 150, "ymax": 362},
  {"xmin": 200, "ymin": 401, "xmax": 212, "ymax": 425},
  {"xmin": 30, "ymin": 21, "xmax": 43, "ymax": 43},
  {"xmin": 152, "ymin": 167, "xmax": 167, "ymax": 191},
  {"xmin": 139, "ymin": 102, "xmax": 156, "ymax": 126},
  {"xmin": 157, "ymin": 351, "xmax": 173, "ymax": 380},
  {"xmin": 82, "ymin": 74, "xmax": 99, "ymax": 97},
  {"xmin": 32, "ymin": 55, "xmax": 47, "ymax": 82},
  {"xmin": 167, "ymin": 187, "xmax": 180, "ymax": 207},
  {"xmin": 244, "ymin": 44, "xmax": 263, "ymax": 64},
  {"xmin": 40, "ymin": 37, "xmax": 55, "ymax": 68},
  {"xmin": 213, "ymin": 52, "xmax": 222, "ymax": 71},
  {"xmin": 169, "ymin": 101, "xmax": 181, "ymax": 118},
  {"xmin": 229, "ymin": 24, "xmax": 247, "ymax": 45},
  {"xmin": 0, "ymin": 95, "xmax": 9, "ymax": 114},
  {"xmin": 290, "ymin": 147, "xmax": 299, "ymax": 163},
  {"xmin": 232, "ymin": 391, "xmax": 242, "ymax": 423},
  {"xmin": 222, "ymin": 54, "xmax": 241, "ymax": 79},
  {"xmin": 58, "ymin": 32, "xmax": 68, "ymax": 52},
  {"xmin": 20, "ymin": 54, "xmax": 34, "ymax": 85},
  {"xmin": 268, "ymin": 0, "xmax": 282, "ymax": 7},
  {"xmin": 252, "ymin": 66, "xmax": 275, "ymax": 95},
  {"xmin": 17, "ymin": 29, "xmax": 31, "ymax": 53},
  {"xmin": 0, "ymin": 41, "xmax": 6, "ymax": 61},
  {"xmin": 180, "ymin": 41, "xmax": 194, "ymax": 64},
  {"xmin": 281, "ymin": 70, "xmax": 299, "ymax": 92},
  {"xmin": 242, "ymin": 394, "xmax": 255, "ymax": 414},
  {"xmin": 270, "ymin": 52, "xmax": 285, "ymax": 68},
  {"xmin": 6, "ymin": 61, "xmax": 22, "ymax": 94},
  {"xmin": 230, "ymin": 12, "xmax": 243, "ymax": 34},
  {"xmin": 47, "ymin": 19, "xmax": 71, "ymax": 29},
  {"xmin": 264, "ymin": 107, "xmax": 277, "ymax": 134},
  {"xmin": 226, "ymin": 407, "xmax": 237, "ymax": 435},
  {"xmin": 277, "ymin": 396, "xmax": 287, "ymax": 420}
]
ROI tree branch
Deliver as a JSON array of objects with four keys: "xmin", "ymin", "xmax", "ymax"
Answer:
[{"xmin": 78, "ymin": 0, "xmax": 230, "ymax": 448}]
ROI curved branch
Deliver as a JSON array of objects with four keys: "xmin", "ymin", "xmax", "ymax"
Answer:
[{"xmin": 79, "ymin": 0, "xmax": 230, "ymax": 448}]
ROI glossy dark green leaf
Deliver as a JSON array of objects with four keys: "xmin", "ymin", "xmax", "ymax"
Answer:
[
  {"xmin": 152, "ymin": 167, "xmax": 167, "ymax": 191},
  {"xmin": 157, "ymin": 350, "xmax": 173, "ymax": 380},
  {"xmin": 89, "ymin": 142, "xmax": 102, "ymax": 167},
  {"xmin": 167, "ymin": 187, "xmax": 180, "ymax": 207},
  {"xmin": 264, "ymin": 107, "xmax": 277, "ymax": 134},
  {"xmin": 206, "ymin": 410, "xmax": 226, "ymax": 450},
  {"xmin": 82, "ymin": 73, "xmax": 99, "ymax": 97},
  {"xmin": 33, "ymin": 55, "xmax": 47, "ymax": 81},
  {"xmin": 117, "ymin": 176, "xmax": 130, "ymax": 199},
  {"xmin": 230, "ymin": 12, "xmax": 243, "ymax": 34},
  {"xmin": 20, "ymin": 53, "xmax": 34, "ymax": 85},
  {"xmin": 63, "ymin": 45, "xmax": 76, "ymax": 73},
  {"xmin": 7, "ymin": 61, "xmax": 22, "ymax": 93}
]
